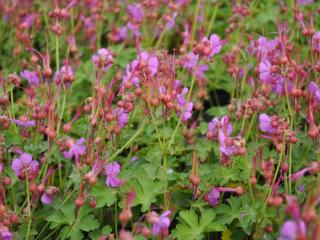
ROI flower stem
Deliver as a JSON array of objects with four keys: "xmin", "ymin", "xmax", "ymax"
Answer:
[
  {"xmin": 107, "ymin": 122, "xmax": 145, "ymax": 163},
  {"xmin": 189, "ymin": 0, "xmax": 201, "ymax": 50},
  {"xmin": 25, "ymin": 177, "xmax": 32, "ymax": 240}
]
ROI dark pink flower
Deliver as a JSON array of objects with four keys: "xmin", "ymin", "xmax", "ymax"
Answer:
[
  {"xmin": 258, "ymin": 60, "xmax": 272, "ymax": 82},
  {"xmin": 92, "ymin": 48, "xmax": 113, "ymax": 71},
  {"xmin": 113, "ymin": 108, "xmax": 129, "ymax": 128},
  {"xmin": 0, "ymin": 226, "xmax": 12, "ymax": 240},
  {"xmin": 140, "ymin": 52, "xmax": 158, "ymax": 76},
  {"xmin": 291, "ymin": 165, "xmax": 318, "ymax": 181},
  {"xmin": 183, "ymin": 52, "xmax": 198, "ymax": 69},
  {"xmin": 312, "ymin": 32, "xmax": 320, "ymax": 52},
  {"xmin": 180, "ymin": 102, "xmax": 193, "ymax": 122},
  {"xmin": 86, "ymin": 159, "xmax": 105, "ymax": 182},
  {"xmin": 279, "ymin": 220, "xmax": 306, "ymax": 240},
  {"xmin": 11, "ymin": 153, "xmax": 39, "ymax": 180},
  {"xmin": 202, "ymin": 34, "xmax": 223, "ymax": 57},
  {"xmin": 20, "ymin": 70, "xmax": 40, "ymax": 86},
  {"xmin": 259, "ymin": 113, "xmax": 276, "ymax": 133},
  {"xmin": 63, "ymin": 138, "xmax": 86, "ymax": 161},
  {"xmin": 54, "ymin": 65, "xmax": 75, "ymax": 85},
  {"xmin": 114, "ymin": 26, "xmax": 128, "ymax": 42},
  {"xmin": 41, "ymin": 192, "xmax": 53, "ymax": 205},
  {"xmin": 298, "ymin": 0, "xmax": 313, "ymax": 5},
  {"xmin": 12, "ymin": 118, "xmax": 35, "ymax": 128},
  {"xmin": 127, "ymin": 4, "xmax": 144, "ymax": 23},
  {"xmin": 308, "ymin": 81, "xmax": 320, "ymax": 102},
  {"xmin": 207, "ymin": 187, "xmax": 220, "ymax": 206},
  {"xmin": 152, "ymin": 211, "xmax": 171, "ymax": 236},
  {"xmin": 105, "ymin": 162, "xmax": 122, "ymax": 188},
  {"xmin": 166, "ymin": 12, "xmax": 178, "ymax": 30}
]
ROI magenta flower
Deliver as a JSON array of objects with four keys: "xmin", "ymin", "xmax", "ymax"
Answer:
[
  {"xmin": 0, "ymin": 228, "xmax": 12, "ymax": 240},
  {"xmin": 308, "ymin": 81, "xmax": 320, "ymax": 102},
  {"xmin": 217, "ymin": 116, "xmax": 235, "ymax": 156},
  {"xmin": 113, "ymin": 108, "xmax": 129, "ymax": 128},
  {"xmin": 183, "ymin": 52, "xmax": 198, "ymax": 69},
  {"xmin": 63, "ymin": 138, "xmax": 86, "ymax": 161},
  {"xmin": 114, "ymin": 26, "xmax": 127, "ymax": 42},
  {"xmin": 20, "ymin": 70, "xmax": 40, "ymax": 86},
  {"xmin": 176, "ymin": 87, "xmax": 188, "ymax": 106},
  {"xmin": 207, "ymin": 116, "xmax": 242, "ymax": 157},
  {"xmin": 12, "ymin": 118, "xmax": 35, "ymax": 128},
  {"xmin": 86, "ymin": 159, "xmax": 105, "ymax": 182},
  {"xmin": 121, "ymin": 60, "xmax": 139, "ymax": 92},
  {"xmin": 207, "ymin": 187, "xmax": 220, "ymax": 207},
  {"xmin": 92, "ymin": 48, "xmax": 113, "ymax": 71},
  {"xmin": 298, "ymin": 0, "xmax": 313, "ymax": 5},
  {"xmin": 41, "ymin": 192, "xmax": 53, "ymax": 205},
  {"xmin": 291, "ymin": 165, "xmax": 318, "ymax": 181},
  {"xmin": 259, "ymin": 113, "xmax": 276, "ymax": 133},
  {"xmin": 140, "ymin": 52, "xmax": 158, "ymax": 76},
  {"xmin": 54, "ymin": 65, "xmax": 75, "ymax": 84},
  {"xmin": 127, "ymin": 4, "xmax": 144, "ymax": 23},
  {"xmin": 166, "ymin": 12, "xmax": 178, "ymax": 30},
  {"xmin": 206, "ymin": 117, "xmax": 219, "ymax": 139},
  {"xmin": 11, "ymin": 153, "xmax": 39, "ymax": 180},
  {"xmin": 196, "ymin": 64, "xmax": 208, "ymax": 80},
  {"xmin": 258, "ymin": 60, "xmax": 272, "ymax": 82},
  {"xmin": 218, "ymin": 130, "xmax": 234, "ymax": 156},
  {"xmin": 127, "ymin": 22, "xmax": 140, "ymax": 37},
  {"xmin": 181, "ymin": 102, "xmax": 193, "ymax": 122},
  {"xmin": 273, "ymin": 76, "xmax": 293, "ymax": 95},
  {"xmin": 312, "ymin": 32, "xmax": 320, "ymax": 52},
  {"xmin": 202, "ymin": 34, "xmax": 222, "ymax": 57},
  {"xmin": 279, "ymin": 220, "xmax": 306, "ymax": 240},
  {"xmin": 152, "ymin": 211, "xmax": 171, "ymax": 236},
  {"xmin": 105, "ymin": 162, "xmax": 122, "ymax": 188}
]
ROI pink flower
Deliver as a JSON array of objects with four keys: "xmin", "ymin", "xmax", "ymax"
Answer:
[
  {"xmin": 127, "ymin": 4, "xmax": 144, "ymax": 23},
  {"xmin": 114, "ymin": 26, "xmax": 127, "ymax": 42},
  {"xmin": 105, "ymin": 162, "xmax": 122, "ymax": 188},
  {"xmin": 258, "ymin": 60, "xmax": 272, "ymax": 82},
  {"xmin": 63, "ymin": 138, "xmax": 86, "ymax": 161},
  {"xmin": 12, "ymin": 119, "xmax": 35, "ymax": 128},
  {"xmin": 152, "ymin": 211, "xmax": 171, "ymax": 236},
  {"xmin": 207, "ymin": 187, "xmax": 220, "ymax": 206},
  {"xmin": 298, "ymin": 0, "xmax": 313, "ymax": 5},
  {"xmin": 291, "ymin": 165, "xmax": 318, "ymax": 181},
  {"xmin": 0, "ymin": 226, "xmax": 12, "ymax": 240},
  {"xmin": 181, "ymin": 102, "xmax": 193, "ymax": 122},
  {"xmin": 86, "ymin": 159, "xmax": 105, "ymax": 182},
  {"xmin": 140, "ymin": 52, "xmax": 158, "ymax": 76},
  {"xmin": 54, "ymin": 65, "xmax": 75, "ymax": 85},
  {"xmin": 20, "ymin": 70, "xmax": 40, "ymax": 86},
  {"xmin": 312, "ymin": 32, "xmax": 320, "ymax": 52},
  {"xmin": 259, "ymin": 113, "xmax": 276, "ymax": 133},
  {"xmin": 166, "ymin": 12, "xmax": 178, "ymax": 30},
  {"xmin": 183, "ymin": 52, "xmax": 198, "ymax": 69},
  {"xmin": 202, "ymin": 34, "xmax": 223, "ymax": 57},
  {"xmin": 92, "ymin": 48, "xmax": 113, "ymax": 71},
  {"xmin": 41, "ymin": 193, "xmax": 53, "ymax": 205},
  {"xmin": 11, "ymin": 153, "xmax": 39, "ymax": 180},
  {"xmin": 113, "ymin": 108, "xmax": 129, "ymax": 128},
  {"xmin": 308, "ymin": 81, "xmax": 320, "ymax": 102},
  {"xmin": 279, "ymin": 220, "xmax": 306, "ymax": 240}
]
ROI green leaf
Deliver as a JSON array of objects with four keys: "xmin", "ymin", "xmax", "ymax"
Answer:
[
  {"xmin": 60, "ymin": 203, "xmax": 76, "ymax": 225},
  {"xmin": 173, "ymin": 208, "xmax": 226, "ymax": 239},
  {"xmin": 91, "ymin": 182, "xmax": 117, "ymax": 208},
  {"xmin": 76, "ymin": 213, "xmax": 100, "ymax": 232},
  {"xmin": 179, "ymin": 210, "xmax": 199, "ymax": 229},
  {"xmin": 132, "ymin": 177, "xmax": 163, "ymax": 212}
]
